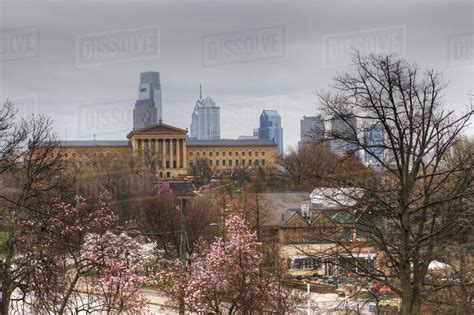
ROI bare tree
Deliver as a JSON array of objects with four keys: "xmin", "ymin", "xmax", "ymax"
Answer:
[
  {"xmin": 314, "ymin": 53, "xmax": 474, "ymax": 314},
  {"xmin": 278, "ymin": 143, "xmax": 369, "ymax": 191},
  {"xmin": 138, "ymin": 192, "xmax": 220, "ymax": 259},
  {"xmin": 0, "ymin": 102, "xmax": 75, "ymax": 314}
]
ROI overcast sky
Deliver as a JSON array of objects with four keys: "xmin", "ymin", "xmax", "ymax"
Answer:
[{"xmin": 1, "ymin": 0, "xmax": 473, "ymax": 151}]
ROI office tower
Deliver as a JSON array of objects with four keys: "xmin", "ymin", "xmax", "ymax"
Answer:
[
  {"xmin": 190, "ymin": 85, "xmax": 220, "ymax": 140},
  {"xmin": 298, "ymin": 115, "xmax": 325, "ymax": 149},
  {"xmin": 133, "ymin": 71, "xmax": 161, "ymax": 130},
  {"xmin": 364, "ymin": 124, "xmax": 385, "ymax": 165},
  {"xmin": 327, "ymin": 116, "xmax": 358, "ymax": 156},
  {"xmin": 258, "ymin": 110, "xmax": 284, "ymax": 155}
]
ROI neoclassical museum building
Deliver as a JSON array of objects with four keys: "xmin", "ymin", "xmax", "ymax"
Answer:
[{"xmin": 59, "ymin": 122, "xmax": 278, "ymax": 179}]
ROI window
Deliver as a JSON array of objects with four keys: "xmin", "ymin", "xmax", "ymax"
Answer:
[
  {"xmin": 242, "ymin": 160, "xmax": 246, "ymax": 166},
  {"xmin": 235, "ymin": 160, "xmax": 239, "ymax": 166},
  {"xmin": 216, "ymin": 160, "xmax": 220, "ymax": 167},
  {"xmin": 255, "ymin": 151, "xmax": 259, "ymax": 157},
  {"xmin": 261, "ymin": 159, "xmax": 265, "ymax": 166},
  {"xmin": 229, "ymin": 160, "xmax": 232, "ymax": 167},
  {"xmin": 249, "ymin": 151, "xmax": 252, "ymax": 156},
  {"xmin": 222, "ymin": 160, "xmax": 226, "ymax": 166},
  {"xmin": 288, "ymin": 257, "xmax": 320, "ymax": 270},
  {"xmin": 189, "ymin": 160, "xmax": 193, "ymax": 167},
  {"xmin": 229, "ymin": 151, "xmax": 232, "ymax": 156},
  {"xmin": 254, "ymin": 160, "xmax": 258, "ymax": 166},
  {"xmin": 190, "ymin": 152, "xmax": 193, "ymax": 157},
  {"xmin": 140, "ymin": 88, "xmax": 147, "ymax": 92},
  {"xmin": 269, "ymin": 121, "xmax": 273, "ymax": 127},
  {"xmin": 216, "ymin": 152, "xmax": 219, "ymax": 156},
  {"xmin": 173, "ymin": 161, "xmax": 177, "ymax": 168},
  {"xmin": 210, "ymin": 152, "xmax": 213, "ymax": 157},
  {"xmin": 262, "ymin": 151, "xmax": 265, "ymax": 156},
  {"xmin": 166, "ymin": 171, "xmax": 171, "ymax": 178},
  {"xmin": 223, "ymin": 152, "xmax": 226, "ymax": 156},
  {"xmin": 242, "ymin": 152, "xmax": 245, "ymax": 156},
  {"xmin": 248, "ymin": 159, "xmax": 252, "ymax": 165},
  {"xmin": 197, "ymin": 152, "xmax": 200, "ymax": 157},
  {"xmin": 166, "ymin": 161, "xmax": 170, "ymax": 168},
  {"xmin": 203, "ymin": 152, "xmax": 206, "ymax": 157},
  {"xmin": 209, "ymin": 160, "xmax": 213, "ymax": 167}
]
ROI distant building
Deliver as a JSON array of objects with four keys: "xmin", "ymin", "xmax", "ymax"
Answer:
[
  {"xmin": 298, "ymin": 115, "xmax": 325, "ymax": 149},
  {"xmin": 190, "ymin": 85, "xmax": 220, "ymax": 140},
  {"xmin": 133, "ymin": 72, "xmax": 162, "ymax": 130},
  {"xmin": 258, "ymin": 110, "xmax": 283, "ymax": 155},
  {"xmin": 364, "ymin": 124, "xmax": 385, "ymax": 165},
  {"xmin": 238, "ymin": 135, "xmax": 258, "ymax": 140},
  {"xmin": 238, "ymin": 128, "xmax": 259, "ymax": 140},
  {"xmin": 327, "ymin": 116, "xmax": 358, "ymax": 156},
  {"xmin": 56, "ymin": 122, "xmax": 278, "ymax": 179}
]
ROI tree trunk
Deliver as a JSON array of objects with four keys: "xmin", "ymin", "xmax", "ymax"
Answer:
[{"xmin": 399, "ymin": 290, "xmax": 422, "ymax": 315}]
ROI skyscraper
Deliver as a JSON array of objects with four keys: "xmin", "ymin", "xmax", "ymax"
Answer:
[
  {"xmin": 327, "ymin": 116, "xmax": 358, "ymax": 156},
  {"xmin": 364, "ymin": 124, "xmax": 385, "ymax": 165},
  {"xmin": 133, "ymin": 71, "xmax": 162, "ymax": 130},
  {"xmin": 258, "ymin": 110, "xmax": 283, "ymax": 155},
  {"xmin": 190, "ymin": 85, "xmax": 220, "ymax": 140},
  {"xmin": 299, "ymin": 115, "xmax": 325, "ymax": 149}
]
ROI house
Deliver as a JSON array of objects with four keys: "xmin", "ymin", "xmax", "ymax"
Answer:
[{"xmin": 261, "ymin": 188, "xmax": 376, "ymax": 279}]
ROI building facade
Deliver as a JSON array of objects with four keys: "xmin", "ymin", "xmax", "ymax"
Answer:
[
  {"xmin": 327, "ymin": 116, "xmax": 358, "ymax": 156},
  {"xmin": 190, "ymin": 86, "xmax": 220, "ymax": 140},
  {"xmin": 59, "ymin": 122, "xmax": 278, "ymax": 179},
  {"xmin": 133, "ymin": 72, "xmax": 162, "ymax": 130},
  {"xmin": 298, "ymin": 115, "xmax": 325, "ymax": 150},
  {"xmin": 363, "ymin": 124, "xmax": 385, "ymax": 165},
  {"xmin": 258, "ymin": 110, "xmax": 283, "ymax": 155}
]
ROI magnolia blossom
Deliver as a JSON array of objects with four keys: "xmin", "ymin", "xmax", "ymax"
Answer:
[
  {"xmin": 83, "ymin": 232, "xmax": 157, "ymax": 312},
  {"xmin": 174, "ymin": 215, "xmax": 299, "ymax": 314}
]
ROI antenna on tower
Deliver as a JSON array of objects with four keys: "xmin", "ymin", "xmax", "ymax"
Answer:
[{"xmin": 200, "ymin": 84, "xmax": 202, "ymax": 99}]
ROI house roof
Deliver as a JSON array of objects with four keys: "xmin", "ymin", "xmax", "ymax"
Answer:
[
  {"xmin": 187, "ymin": 139, "xmax": 277, "ymax": 147},
  {"xmin": 310, "ymin": 187, "xmax": 364, "ymax": 209},
  {"xmin": 258, "ymin": 192, "xmax": 311, "ymax": 227}
]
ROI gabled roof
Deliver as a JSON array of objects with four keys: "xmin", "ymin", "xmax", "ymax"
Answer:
[
  {"xmin": 127, "ymin": 123, "xmax": 187, "ymax": 139},
  {"xmin": 258, "ymin": 192, "xmax": 311, "ymax": 227}
]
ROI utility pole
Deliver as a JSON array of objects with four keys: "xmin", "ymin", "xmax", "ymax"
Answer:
[
  {"xmin": 307, "ymin": 282, "xmax": 311, "ymax": 315},
  {"xmin": 179, "ymin": 197, "xmax": 187, "ymax": 315}
]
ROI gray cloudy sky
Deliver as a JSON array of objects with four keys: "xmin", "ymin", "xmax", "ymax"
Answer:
[{"xmin": 1, "ymin": 0, "xmax": 473, "ymax": 151}]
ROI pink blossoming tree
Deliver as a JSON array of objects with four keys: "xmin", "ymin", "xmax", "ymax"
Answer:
[{"xmin": 172, "ymin": 215, "xmax": 302, "ymax": 314}]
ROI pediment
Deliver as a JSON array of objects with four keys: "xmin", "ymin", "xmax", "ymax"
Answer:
[{"xmin": 127, "ymin": 123, "xmax": 187, "ymax": 138}]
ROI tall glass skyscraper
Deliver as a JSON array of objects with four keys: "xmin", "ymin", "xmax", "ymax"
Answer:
[
  {"xmin": 190, "ymin": 85, "xmax": 220, "ymax": 140},
  {"xmin": 364, "ymin": 124, "xmax": 385, "ymax": 164},
  {"xmin": 299, "ymin": 115, "xmax": 325, "ymax": 149},
  {"xmin": 258, "ymin": 110, "xmax": 283, "ymax": 155},
  {"xmin": 133, "ymin": 71, "xmax": 161, "ymax": 130}
]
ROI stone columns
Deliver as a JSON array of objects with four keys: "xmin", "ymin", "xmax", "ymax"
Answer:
[{"xmin": 176, "ymin": 138, "xmax": 181, "ymax": 170}]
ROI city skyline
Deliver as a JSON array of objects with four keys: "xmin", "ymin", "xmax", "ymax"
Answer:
[{"xmin": 1, "ymin": 0, "xmax": 472, "ymax": 151}]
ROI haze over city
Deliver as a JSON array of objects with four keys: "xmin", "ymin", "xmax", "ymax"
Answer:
[{"xmin": 1, "ymin": 0, "xmax": 472, "ymax": 150}]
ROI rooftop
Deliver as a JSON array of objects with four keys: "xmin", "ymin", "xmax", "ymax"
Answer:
[
  {"xmin": 58, "ymin": 140, "xmax": 131, "ymax": 147},
  {"xmin": 187, "ymin": 139, "xmax": 277, "ymax": 147}
]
